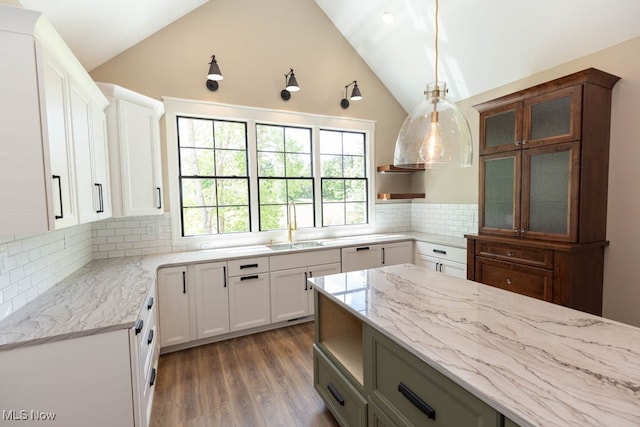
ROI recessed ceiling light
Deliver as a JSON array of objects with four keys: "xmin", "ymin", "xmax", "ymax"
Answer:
[{"xmin": 382, "ymin": 12, "xmax": 394, "ymax": 24}]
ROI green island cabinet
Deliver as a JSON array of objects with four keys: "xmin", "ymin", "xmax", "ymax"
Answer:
[{"xmin": 313, "ymin": 292, "xmax": 518, "ymax": 427}]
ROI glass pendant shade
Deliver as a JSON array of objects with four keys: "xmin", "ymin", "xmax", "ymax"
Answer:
[
  {"xmin": 207, "ymin": 56, "xmax": 223, "ymax": 81},
  {"xmin": 394, "ymin": 82, "xmax": 472, "ymax": 169}
]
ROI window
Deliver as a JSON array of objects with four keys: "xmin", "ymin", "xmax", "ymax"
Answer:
[
  {"xmin": 165, "ymin": 99, "xmax": 375, "ymax": 242},
  {"xmin": 177, "ymin": 117, "xmax": 250, "ymax": 236},
  {"xmin": 320, "ymin": 130, "xmax": 368, "ymax": 226},
  {"xmin": 256, "ymin": 124, "xmax": 314, "ymax": 231}
]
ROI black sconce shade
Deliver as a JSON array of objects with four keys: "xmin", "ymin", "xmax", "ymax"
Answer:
[{"xmin": 341, "ymin": 80, "xmax": 363, "ymax": 109}]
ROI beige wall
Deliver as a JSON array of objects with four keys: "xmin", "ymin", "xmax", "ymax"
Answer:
[
  {"xmin": 428, "ymin": 36, "xmax": 640, "ymax": 326},
  {"xmin": 89, "ymin": 0, "xmax": 412, "ymax": 198}
]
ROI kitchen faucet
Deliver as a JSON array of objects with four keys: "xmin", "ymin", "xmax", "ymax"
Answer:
[{"xmin": 287, "ymin": 200, "xmax": 297, "ymax": 243}]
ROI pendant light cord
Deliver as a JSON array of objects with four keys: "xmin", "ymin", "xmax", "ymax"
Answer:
[{"xmin": 434, "ymin": 0, "xmax": 439, "ymax": 86}]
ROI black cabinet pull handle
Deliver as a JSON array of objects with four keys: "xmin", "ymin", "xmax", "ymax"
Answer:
[
  {"xmin": 398, "ymin": 382, "xmax": 436, "ymax": 420},
  {"xmin": 182, "ymin": 271, "xmax": 186, "ymax": 294},
  {"xmin": 95, "ymin": 183, "xmax": 104, "ymax": 213},
  {"xmin": 382, "ymin": 247, "xmax": 386, "ymax": 264},
  {"xmin": 304, "ymin": 271, "xmax": 308, "ymax": 290},
  {"xmin": 240, "ymin": 275, "xmax": 259, "ymax": 281},
  {"xmin": 156, "ymin": 187, "xmax": 162, "ymax": 209},
  {"xmin": 99, "ymin": 184, "xmax": 104, "ymax": 213},
  {"xmin": 134, "ymin": 319, "xmax": 144, "ymax": 335},
  {"xmin": 223, "ymin": 266, "xmax": 227, "ymax": 288},
  {"xmin": 433, "ymin": 249, "xmax": 447, "ymax": 255},
  {"xmin": 327, "ymin": 383, "xmax": 345, "ymax": 406},
  {"xmin": 356, "ymin": 246, "xmax": 370, "ymax": 252},
  {"xmin": 150, "ymin": 368, "xmax": 157, "ymax": 387},
  {"xmin": 240, "ymin": 263, "xmax": 259, "ymax": 269},
  {"xmin": 52, "ymin": 175, "xmax": 63, "ymax": 219},
  {"xmin": 147, "ymin": 329, "xmax": 154, "ymax": 345},
  {"xmin": 147, "ymin": 296, "xmax": 154, "ymax": 310}
]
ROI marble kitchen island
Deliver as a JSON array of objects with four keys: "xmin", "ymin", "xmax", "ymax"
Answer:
[{"xmin": 309, "ymin": 263, "xmax": 640, "ymax": 427}]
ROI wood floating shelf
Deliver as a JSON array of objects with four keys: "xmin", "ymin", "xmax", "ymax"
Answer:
[
  {"xmin": 377, "ymin": 193, "xmax": 425, "ymax": 200},
  {"xmin": 376, "ymin": 164, "xmax": 425, "ymax": 173}
]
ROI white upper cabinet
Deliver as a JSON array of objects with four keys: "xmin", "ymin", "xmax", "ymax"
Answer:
[
  {"xmin": 0, "ymin": 5, "xmax": 110, "ymax": 233},
  {"xmin": 98, "ymin": 83, "xmax": 164, "ymax": 217}
]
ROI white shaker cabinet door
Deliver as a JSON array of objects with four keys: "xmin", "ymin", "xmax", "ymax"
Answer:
[
  {"xmin": 69, "ymin": 80, "xmax": 97, "ymax": 223},
  {"xmin": 381, "ymin": 241, "xmax": 413, "ymax": 266},
  {"xmin": 91, "ymin": 104, "xmax": 112, "ymax": 219},
  {"xmin": 157, "ymin": 266, "xmax": 191, "ymax": 347},
  {"xmin": 117, "ymin": 99, "xmax": 163, "ymax": 216},
  {"xmin": 228, "ymin": 273, "xmax": 271, "ymax": 332},
  {"xmin": 270, "ymin": 267, "xmax": 309, "ymax": 323},
  {"xmin": 43, "ymin": 54, "xmax": 78, "ymax": 229},
  {"xmin": 193, "ymin": 262, "xmax": 229, "ymax": 339}
]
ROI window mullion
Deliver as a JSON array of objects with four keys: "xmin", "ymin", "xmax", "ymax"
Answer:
[
  {"xmin": 247, "ymin": 120, "xmax": 259, "ymax": 232},
  {"xmin": 312, "ymin": 126, "xmax": 322, "ymax": 227}
]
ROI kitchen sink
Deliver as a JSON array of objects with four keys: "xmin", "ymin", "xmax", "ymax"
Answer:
[{"xmin": 267, "ymin": 241, "xmax": 324, "ymax": 251}]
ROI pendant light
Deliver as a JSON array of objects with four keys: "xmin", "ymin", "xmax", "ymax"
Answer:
[{"xmin": 393, "ymin": 0, "xmax": 472, "ymax": 169}]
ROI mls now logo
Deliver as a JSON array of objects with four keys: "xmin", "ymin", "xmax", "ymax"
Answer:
[{"xmin": 3, "ymin": 409, "xmax": 56, "ymax": 421}]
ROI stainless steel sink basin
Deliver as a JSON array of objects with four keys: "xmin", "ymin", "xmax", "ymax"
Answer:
[{"xmin": 267, "ymin": 241, "xmax": 324, "ymax": 251}]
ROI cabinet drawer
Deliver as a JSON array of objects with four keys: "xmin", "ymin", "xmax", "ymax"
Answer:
[
  {"xmin": 415, "ymin": 241, "xmax": 466, "ymax": 264},
  {"xmin": 314, "ymin": 345, "xmax": 367, "ymax": 427},
  {"xmin": 227, "ymin": 256, "xmax": 269, "ymax": 276},
  {"xmin": 369, "ymin": 330, "xmax": 499, "ymax": 427},
  {"xmin": 270, "ymin": 249, "xmax": 340, "ymax": 271},
  {"xmin": 475, "ymin": 257, "xmax": 553, "ymax": 302},
  {"xmin": 476, "ymin": 241, "xmax": 553, "ymax": 269}
]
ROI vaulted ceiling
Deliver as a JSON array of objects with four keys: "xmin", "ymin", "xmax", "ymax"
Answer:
[{"xmin": 18, "ymin": 0, "xmax": 640, "ymax": 112}]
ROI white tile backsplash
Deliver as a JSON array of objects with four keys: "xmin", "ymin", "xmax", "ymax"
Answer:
[
  {"xmin": 0, "ymin": 224, "xmax": 93, "ymax": 322},
  {"xmin": 411, "ymin": 203, "xmax": 478, "ymax": 236}
]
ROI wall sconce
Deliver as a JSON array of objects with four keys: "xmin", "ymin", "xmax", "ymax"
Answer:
[
  {"xmin": 280, "ymin": 68, "xmax": 300, "ymax": 100},
  {"xmin": 205, "ymin": 55, "xmax": 223, "ymax": 91},
  {"xmin": 340, "ymin": 80, "xmax": 362, "ymax": 109}
]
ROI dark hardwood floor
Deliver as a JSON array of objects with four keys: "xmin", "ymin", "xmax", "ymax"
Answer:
[{"xmin": 150, "ymin": 322, "xmax": 339, "ymax": 427}]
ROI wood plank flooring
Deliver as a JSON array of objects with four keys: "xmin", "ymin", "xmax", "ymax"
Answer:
[{"xmin": 150, "ymin": 322, "xmax": 339, "ymax": 427}]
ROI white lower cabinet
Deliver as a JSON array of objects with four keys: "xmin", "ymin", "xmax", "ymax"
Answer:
[
  {"xmin": 0, "ymin": 285, "xmax": 158, "ymax": 427},
  {"xmin": 193, "ymin": 262, "xmax": 230, "ymax": 339},
  {"xmin": 270, "ymin": 261, "xmax": 341, "ymax": 322},
  {"xmin": 342, "ymin": 241, "xmax": 413, "ymax": 273},
  {"xmin": 414, "ymin": 241, "xmax": 467, "ymax": 278},
  {"xmin": 228, "ymin": 272, "xmax": 271, "ymax": 332},
  {"xmin": 157, "ymin": 261, "xmax": 228, "ymax": 348}
]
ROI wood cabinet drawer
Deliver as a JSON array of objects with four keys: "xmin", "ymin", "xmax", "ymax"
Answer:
[
  {"xmin": 314, "ymin": 345, "xmax": 367, "ymax": 427},
  {"xmin": 369, "ymin": 329, "xmax": 500, "ymax": 427},
  {"xmin": 476, "ymin": 241, "xmax": 553, "ymax": 268},
  {"xmin": 415, "ymin": 241, "xmax": 467, "ymax": 264},
  {"xmin": 475, "ymin": 257, "xmax": 552, "ymax": 302},
  {"xmin": 227, "ymin": 256, "xmax": 269, "ymax": 276}
]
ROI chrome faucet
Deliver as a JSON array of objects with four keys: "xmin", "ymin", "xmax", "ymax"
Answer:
[{"xmin": 287, "ymin": 200, "xmax": 297, "ymax": 243}]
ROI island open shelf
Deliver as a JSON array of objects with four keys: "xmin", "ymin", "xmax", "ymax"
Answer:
[{"xmin": 316, "ymin": 293, "xmax": 364, "ymax": 386}]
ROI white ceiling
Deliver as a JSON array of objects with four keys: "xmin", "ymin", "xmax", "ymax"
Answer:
[
  {"xmin": 19, "ymin": 0, "xmax": 209, "ymax": 71},
  {"xmin": 18, "ymin": 0, "xmax": 640, "ymax": 112}
]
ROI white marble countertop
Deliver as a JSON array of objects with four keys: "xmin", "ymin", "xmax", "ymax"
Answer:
[
  {"xmin": 310, "ymin": 263, "xmax": 640, "ymax": 427},
  {"xmin": 0, "ymin": 232, "xmax": 457, "ymax": 351}
]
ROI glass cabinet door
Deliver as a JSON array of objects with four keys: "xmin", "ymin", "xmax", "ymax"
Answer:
[
  {"xmin": 479, "ymin": 101, "xmax": 523, "ymax": 155},
  {"xmin": 520, "ymin": 142, "xmax": 580, "ymax": 242},
  {"xmin": 479, "ymin": 152, "xmax": 521, "ymax": 236},
  {"xmin": 523, "ymin": 86, "xmax": 582, "ymax": 148}
]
